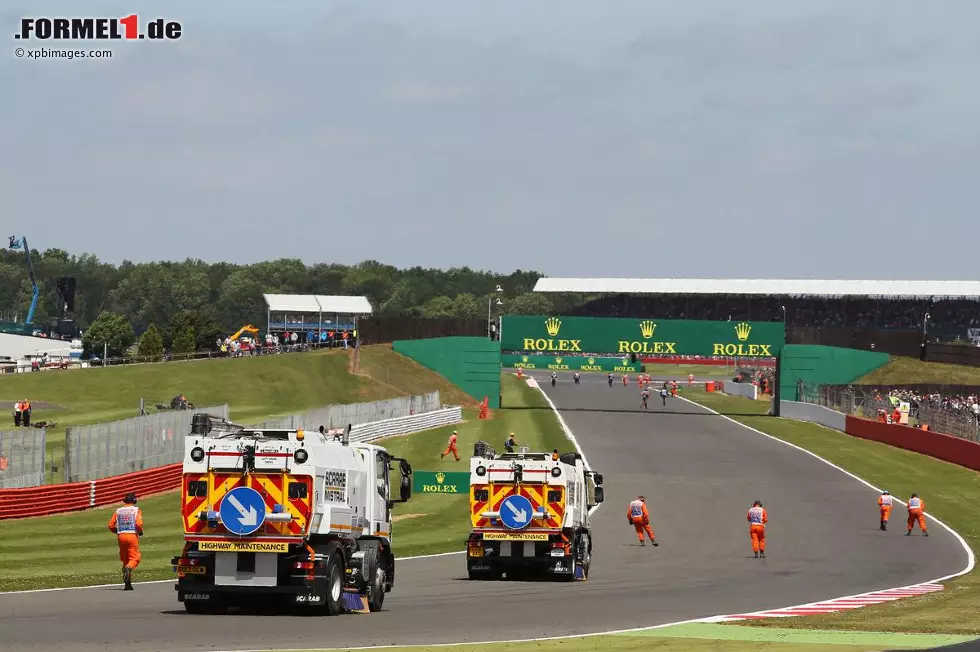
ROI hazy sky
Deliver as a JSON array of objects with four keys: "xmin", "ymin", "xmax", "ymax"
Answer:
[{"xmin": 3, "ymin": 1, "xmax": 978, "ymax": 278}]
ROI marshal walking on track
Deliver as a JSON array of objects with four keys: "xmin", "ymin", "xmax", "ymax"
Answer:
[{"xmin": 108, "ymin": 493, "xmax": 143, "ymax": 590}]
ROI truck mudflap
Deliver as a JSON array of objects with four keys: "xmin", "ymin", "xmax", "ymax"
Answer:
[
  {"xmin": 465, "ymin": 531, "xmax": 590, "ymax": 581},
  {"xmin": 172, "ymin": 549, "xmax": 325, "ymax": 604},
  {"xmin": 172, "ymin": 544, "xmax": 381, "ymax": 613}
]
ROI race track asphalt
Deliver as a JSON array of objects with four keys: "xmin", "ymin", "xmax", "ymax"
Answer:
[{"xmin": 0, "ymin": 372, "xmax": 969, "ymax": 652}]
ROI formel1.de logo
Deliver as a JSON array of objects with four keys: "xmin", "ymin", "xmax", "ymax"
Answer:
[{"xmin": 15, "ymin": 15, "xmax": 182, "ymax": 41}]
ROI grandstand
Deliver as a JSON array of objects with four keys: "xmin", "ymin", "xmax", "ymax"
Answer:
[
  {"xmin": 263, "ymin": 294, "xmax": 372, "ymax": 346},
  {"xmin": 532, "ymin": 279, "xmax": 980, "ymax": 343}
]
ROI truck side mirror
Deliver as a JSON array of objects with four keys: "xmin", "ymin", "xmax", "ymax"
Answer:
[
  {"xmin": 592, "ymin": 473, "xmax": 603, "ymax": 486},
  {"xmin": 593, "ymin": 487, "xmax": 604, "ymax": 504},
  {"xmin": 399, "ymin": 475, "xmax": 411, "ymax": 502}
]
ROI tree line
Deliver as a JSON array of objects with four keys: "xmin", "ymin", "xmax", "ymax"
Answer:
[{"xmin": 0, "ymin": 248, "xmax": 591, "ymax": 356}]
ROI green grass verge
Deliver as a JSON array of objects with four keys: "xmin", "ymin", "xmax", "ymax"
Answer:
[
  {"xmin": 261, "ymin": 641, "xmax": 900, "ymax": 652},
  {"xmin": 356, "ymin": 344, "xmax": 477, "ymax": 408},
  {"xmin": 0, "ymin": 374, "xmax": 569, "ymax": 592},
  {"xmin": 857, "ymin": 355, "xmax": 980, "ymax": 386},
  {"xmin": 258, "ymin": 621, "xmax": 977, "ymax": 652},
  {"xmin": 0, "ymin": 345, "xmax": 472, "ymax": 483},
  {"xmin": 686, "ymin": 388, "xmax": 980, "ymax": 635}
]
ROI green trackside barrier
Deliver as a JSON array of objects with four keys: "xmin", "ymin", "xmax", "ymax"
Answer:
[
  {"xmin": 393, "ymin": 337, "xmax": 501, "ymax": 408},
  {"xmin": 778, "ymin": 344, "xmax": 890, "ymax": 401}
]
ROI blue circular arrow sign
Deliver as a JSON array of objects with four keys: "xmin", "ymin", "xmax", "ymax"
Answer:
[
  {"xmin": 499, "ymin": 494, "xmax": 533, "ymax": 530},
  {"xmin": 219, "ymin": 486, "xmax": 267, "ymax": 536}
]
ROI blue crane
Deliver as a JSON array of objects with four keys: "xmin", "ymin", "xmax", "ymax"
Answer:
[{"xmin": 7, "ymin": 236, "xmax": 39, "ymax": 325}]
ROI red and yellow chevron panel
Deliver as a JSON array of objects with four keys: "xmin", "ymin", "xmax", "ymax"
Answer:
[
  {"xmin": 182, "ymin": 472, "xmax": 313, "ymax": 537},
  {"xmin": 471, "ymin": 483, "xmax": 490, "ymax": 528},
  {"xmin": 470, "ymin": 482, "xmax": 564, "ymax": 529}
]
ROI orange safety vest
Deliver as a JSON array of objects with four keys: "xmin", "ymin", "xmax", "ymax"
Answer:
[
  {"xmin": 0, "ymin": 456, "xmax": 8, "ymax": 471},
  {"xmin": 747, "ymin": 506, "xmax": 767, "ymax": 525},
  {"xmin": 113, "ymin": 505, "xmax": 141, "ymax": 534},
  {"xmin": 628, "ymin": 500, "xmax": 645, "ymax": 520}
]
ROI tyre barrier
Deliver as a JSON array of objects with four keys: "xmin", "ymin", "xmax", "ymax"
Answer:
[
  {"xmin": 0, "ymin": 464, "xmax": 181, "ymax": 521},
  {"xmin": 844, "ymin": 415, "xmax": 980, "ymax": 473},
  {"xmin": 777, "ymin": 400, "xmax": 980, "ymax": 473}
]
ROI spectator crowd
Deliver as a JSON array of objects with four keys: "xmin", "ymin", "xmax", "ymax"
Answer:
[
  {"xmin": 569, "ymin": 295, "xmax": 980, "ymax": 333},
  {"xmin": 865, "ymin": 388, "xmax": 980, "ymax": 424}
]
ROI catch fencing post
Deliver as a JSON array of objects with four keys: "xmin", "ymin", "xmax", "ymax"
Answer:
[{"xmin": 64, "ymin": 427, "xmax": 73, "ymax": 483}]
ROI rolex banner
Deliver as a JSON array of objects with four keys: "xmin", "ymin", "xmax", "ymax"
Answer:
[
  {"xmin": 501, "ymin": 316, "xmax": 785, "ymax": 358},
  {"xmin": 413, "ymin": 471, "xmax": 468, "ymax": 495},
  {"xmin": 502, "ymin": 354, "xmax": 643, "ymax": 373}
]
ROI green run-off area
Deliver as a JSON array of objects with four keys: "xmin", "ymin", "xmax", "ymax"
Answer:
[
  {"xmin": 502, "ymin": 354, "xmax": 642, "ymax": 373},
  {"xmin": 501, "ymin": 315, "xmax": 785, "ymax": 357}
]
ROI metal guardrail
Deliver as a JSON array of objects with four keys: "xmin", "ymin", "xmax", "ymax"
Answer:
[
  {"xmin": 54, "ymin": 391, "xmax": 443, "ymax": 485},
  {"xmin": 246, "ymin": 392, "xmax": 442, "ymax": 431},
  {"xmin": 348, "ymin": 407, "xmax": 462, "ymax": 443},
  {"xmin": 802, "ymin": 385, "xmax": 980, "ymax": 443}
]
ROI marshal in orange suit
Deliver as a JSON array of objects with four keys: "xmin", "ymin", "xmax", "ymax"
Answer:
[
  {"xmin": 878, "ymin": 490, "xmax": 893, "ymax": 531},
  {"xmin": 747, "ymin": 500, "xmax": 767, "ymax": 558},
  {"xmin": 627, "ymin": 496, "xmax": 658, "ymax": 547},
  {"xmin": 441, "ymin": 430, "xmax": 460, "ymax": 461},
  {"xmin": 108, "ymin": 492, "xmax": 144, "ymax": 590},
  {"xmin": 906, "ymin": 493, "xmax": 928, "ymax": 537}
]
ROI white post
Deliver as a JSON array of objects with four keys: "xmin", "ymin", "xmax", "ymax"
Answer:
[{"xmin": 103, "ymin": 341, "xmax": 107, "ymax": 367}]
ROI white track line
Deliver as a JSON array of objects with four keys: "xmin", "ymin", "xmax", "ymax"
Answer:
[
  {"xmin": 213, "ymin": 386, "xmax": 979, "ymax": 652},
  {"xmin": 675, "ymin": 394, "xmax": 975, "ymax": 614},
  {"xmin": 0, "ymin": 550, "xmax": 465, "ymax": 596},
  {"xmin": 12, "ymin": 383, "xmax": 974, "ymax": 652},
  {"xmin": 524, "ymin": 375, "xmax": 601, "ymax": 517},
  {"xmin": 212, "ymin": 614, "xmax": 728, "ymax": 652}
]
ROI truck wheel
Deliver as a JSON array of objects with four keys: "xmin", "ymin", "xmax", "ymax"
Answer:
[
  {"xmin": 367, "ymin": 561, "xmax": 386, "ymax": 612},
  {"xmin": 362, "ymin": 547, "xmax": 386, "ymax": 612},
  {"xmin": 558, "ymin": 536, "xmax": 587, "ymax": 582},
  {"xmin": 324, "ymin": 551, "xmax": 345, "ymax": 615},
  {"xmin": 316, "ymin": 542, "xmax": 346, "ymax": 616},
  {"xmin": 577, "ymin": 533, "xmax": 592, "ymax": 580}
]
